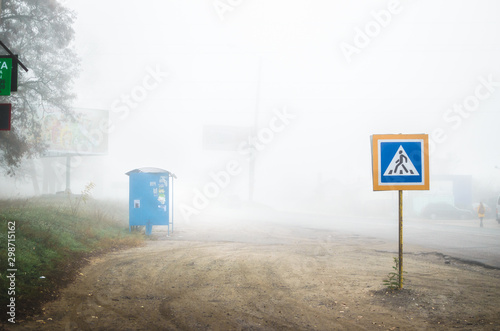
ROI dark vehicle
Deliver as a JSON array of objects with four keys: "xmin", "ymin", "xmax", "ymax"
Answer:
[{"xmin": 421, "ymin": 202, "xmax": 473, "ymax": 220}]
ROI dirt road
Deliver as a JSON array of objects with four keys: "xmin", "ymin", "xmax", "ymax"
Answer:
[{"xmin": 8, "ymin": 215, "xmax": 500, "ymax": 330}]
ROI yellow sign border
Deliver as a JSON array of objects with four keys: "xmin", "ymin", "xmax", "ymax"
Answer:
[{"xmin": 371, "ymin": 134, "xmax": 430, "ymax": 191}]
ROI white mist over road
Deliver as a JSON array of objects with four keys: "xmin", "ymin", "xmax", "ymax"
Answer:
[{"xmin": 2, "ymin": 1, "xmax": 499, "ymax": 265}]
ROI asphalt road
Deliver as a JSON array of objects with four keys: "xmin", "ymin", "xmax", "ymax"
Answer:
[
  {"xmin": 282, "ymin": 212, "xmax": 500, "ymax": 269},
  {"xmin": 181, "ymin": 207, "xmax": 500, "ymax": 269}
]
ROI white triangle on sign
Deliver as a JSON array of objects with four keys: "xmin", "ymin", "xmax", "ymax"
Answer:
[{"xmin": 383, "ymin": 145, "xmax": 419, "ymax": 176}]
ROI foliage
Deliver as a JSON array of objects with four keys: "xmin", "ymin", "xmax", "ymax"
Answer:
[
  {"xmin": 0, "ymin": 0, "xmax": 80, "ymax": 175},
  {"xmin": 383, "ymin": 257, "xmax": 405, "ymax": 290},
  {"xmin": 0, "ymin": 197, "xmax": 143, "ymax": 321},
  {"xmin": 67, "ymin": 181, "xmax": 96, "ymax": 215}
]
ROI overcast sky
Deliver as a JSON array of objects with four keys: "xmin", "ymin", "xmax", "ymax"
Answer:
[{"xmin": 59, "ymin": 0, "xmax": 500, "ymax": 209}]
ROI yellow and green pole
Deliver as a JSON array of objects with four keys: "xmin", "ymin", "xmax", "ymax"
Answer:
[{"xmin": 398, "ymin": 190, "xmax": 403, "ymax": 289}]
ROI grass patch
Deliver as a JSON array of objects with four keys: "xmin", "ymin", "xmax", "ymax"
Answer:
[{"xmin": 0, "ymin": 196, "xmax": 144, "ymax": 321}]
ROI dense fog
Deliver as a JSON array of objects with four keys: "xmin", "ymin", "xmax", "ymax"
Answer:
[{"xmin": 2, "ymin": 0, "xmax": 500, "ymax": 224}]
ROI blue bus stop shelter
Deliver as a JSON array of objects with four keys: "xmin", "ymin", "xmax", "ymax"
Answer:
[{"xmin": 126, "ymin": 167, "xmax": 176, "ymax": 235}]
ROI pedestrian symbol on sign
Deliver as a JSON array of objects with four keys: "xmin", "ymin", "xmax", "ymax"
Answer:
[
  {"xmin": 383, "ymin": 145, "xmax": 419, "ymax": 176},
  {"xmin": 371, "ymin": 134, "xmax": 429, "ymax": 191}
]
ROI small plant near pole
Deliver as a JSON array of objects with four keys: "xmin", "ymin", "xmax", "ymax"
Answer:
[{"xmin": 383, "ymin": 257, "xmax": 405, "ymax": 290}]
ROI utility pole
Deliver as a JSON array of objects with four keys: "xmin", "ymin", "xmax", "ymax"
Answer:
[{"xmin": 249, "ymin": 58, "xmax": 262, "ymax": 202}]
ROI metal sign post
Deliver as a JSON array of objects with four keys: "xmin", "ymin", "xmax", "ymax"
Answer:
[
  {"xmin": 398, "ymin": 189, "xmax": 403, "ymax": 289},
  {"xmin": 371, "ymin": 134, "xmax": 430, "ymax": 289}
]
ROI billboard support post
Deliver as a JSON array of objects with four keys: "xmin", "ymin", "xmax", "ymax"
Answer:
[{"xmin": 66, "ymin": 156, "xmax": 71, "ymax": 193}]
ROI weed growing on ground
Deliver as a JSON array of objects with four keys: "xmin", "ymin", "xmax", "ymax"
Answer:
[
  {"xmin": 67, "ymin": 182, "xmax": 96, "ymax": 216},
  {"xmin": 383, "ymin": 257, "xmax": 406, "ymax": 290}
]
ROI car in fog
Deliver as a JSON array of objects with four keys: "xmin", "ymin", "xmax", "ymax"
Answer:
[{"xmin": 420, "ymin": 202, "xmax": 473, "ymax": 220}]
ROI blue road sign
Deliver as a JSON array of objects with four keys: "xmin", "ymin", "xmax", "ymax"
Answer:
[{"xmin": 372, "ymin": 134, "xmax": 429, "ymax": 191}]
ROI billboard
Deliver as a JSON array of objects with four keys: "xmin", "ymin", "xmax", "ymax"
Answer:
[
  {"xmin": 203, "ymin": 125, "xmax": 252, "ymax": 151},
  {"xmin": 41, "ymin": 108, "xmax": 109, "ymax": 156}
]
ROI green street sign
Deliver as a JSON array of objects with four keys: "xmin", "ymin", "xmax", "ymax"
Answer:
[{"xmin": 0, "ymin": 57, "xmax": 12, "ymax": 96}]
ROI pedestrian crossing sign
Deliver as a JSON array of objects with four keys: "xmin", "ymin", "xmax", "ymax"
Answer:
[{"xmin": 371, "ymin": 134, "xmax": 429, "ymax": 191}]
